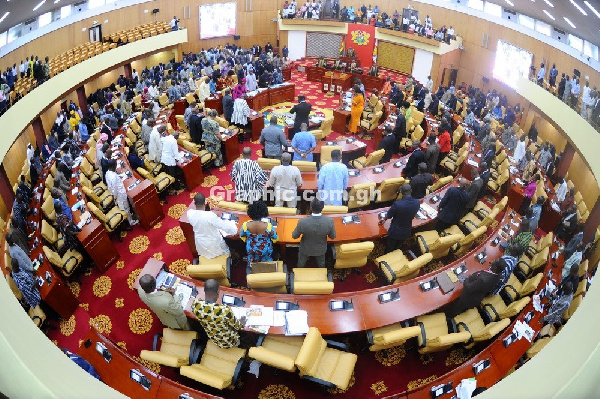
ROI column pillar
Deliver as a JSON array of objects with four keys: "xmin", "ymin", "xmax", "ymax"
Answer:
[
  {"xmin": 124, "ymin": 63, "xmax": 132, "ymax": 80},
  {"xmin": 76, "ymin": 86, "xmax": 88, "ymax": 113},
  {"xmin": 555, "ymin": 142, "xmax": 576, "ymax": 179},
  {"xmin": 31, "ymin": 117, "xmax": 46, "ymax": 149},
  {"xmin": 0, "ymin": 164, "xmax": 15, "ymax": 210},
  {"xmin": 584, "ymin": 199, "xmax": 600, "ymax": 243}
]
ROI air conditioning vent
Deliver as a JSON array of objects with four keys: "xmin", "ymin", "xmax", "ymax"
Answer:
[{"xmin": 503, "ymin": 8, "xmax": 516, "ymax": 15}]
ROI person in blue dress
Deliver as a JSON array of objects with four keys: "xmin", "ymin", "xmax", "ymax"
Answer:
[
  {"xmin": 239, "ymin": 201, "xmax": 278, "ymax": 265},
  {"xmin": 291, "ymin": 123, "xmax": 317, "ymax": 161},
  {"xmin": 318, "ymin": 149, "xmax": 349, "ymax": 205}
]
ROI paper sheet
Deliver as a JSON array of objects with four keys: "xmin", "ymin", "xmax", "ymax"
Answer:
[
  {"xmin": 284, "ymin": 310, "xmax": 309, "ymax": 336},
  {"xmin": 513, "ymin": 320, "xmax": 535, "ymax": 342},
  {"xmin": 246, "ymin": 306, "xmax": 274, "ymax": 326},
  {"xmin": 456, "ymin": 378, "xmax": 477, "ymax": 399},
  {"xmin": 174, "ymin": 284, "xmax": 193, "ymax": 309},
  {"xmin": 273, "ymin": 310, "xmax": 286, "ymax": 327}
]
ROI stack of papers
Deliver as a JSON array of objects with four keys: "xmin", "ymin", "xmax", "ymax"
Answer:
[
  {"xmin": 420, "ymin": 203, "xmax": 438, "ymax": 219},
  {"xmin": 513, "ymin": 320, "xmax": 535, "ymax": 342},
  {"xmin": 354, "ymin": 141, "xmax": 367, "ymax": 148},
  {"xmin": 174, "ymin": 284, "xmax": 193, "ymax": 309},
  {"xmin": 284, "ymin": 310, "xmax": 309, "ymax": 335}
]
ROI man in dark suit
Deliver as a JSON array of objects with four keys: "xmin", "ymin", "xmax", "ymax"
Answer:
[
  {"xmin": 100, "ymin": 117, "xmax": 114, "ymax": 142},
  {"xmin": 222, "ymin": 89, "xmax": 234, "ymax": 123},
  {"xmin": 410, "ymin": 163, "xmax": 434, "ymax": 200},
  {"xmin": 188, "ymin": 108, "xmax": 204, "ymax": 144},
  {"xmin": 381, "ymin": 184, "xmax": 420, "ymax": 253},
  {"xmin": 290, "ymin": 95, "xmax": 312, "ymax": 139},
  {"xmin": 377, "ymin": 126, "xmax": 396, "ymax": 163},
  {"xmin": 436, "ymin": 178, "xmax": 470, "ymax": 231},
  {"xmin": 447, "ymin": 260, "xmax": 502, "ymax": 317},
  {"xmin": 479, "ymin": 162, "xmax": 491, "ymax": 199},
  {"xmin": 393, "ymin": 107, "xmax": 407, "ymax": 151},
  {"xmin": 465, "ymin": 168, "xmax": 483, "ymax": 212},
  {"xmin": 403, "ymin": 142, "xmax": 425, "ymax": 178},
  {"xmin": 424, "ymin": 134, "xmax": 440, "ymax": 174},
  {"xmin": 291, "ymin": 198, "xmax": 336, "ymax": 267}
]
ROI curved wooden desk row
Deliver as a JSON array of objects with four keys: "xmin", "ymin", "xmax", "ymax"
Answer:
[
  {"xmin": 78, "ymin": 328, "xmax": 220, "ymax": 399},
  {"xmin": 155, "ymin": 210, "xmax": 517, "ymax": 335},
  {"xmin": 179, "ymin": 177, "xmax": 458, "ymax": 256}
]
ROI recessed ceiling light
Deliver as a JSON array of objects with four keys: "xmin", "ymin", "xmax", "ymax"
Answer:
[
  {"xmin": 543, "ymin": 0, "xmax": 554, "ymax": 7},
  {"xmin": 0, "ymin": 11, "xmax": 9, "ymax": 24},
  {"xmin": 564, "ymin": 16, "xmax": 577, "ymax": 28},
  {"xmin": 569, "ymin": 0, "xmax": 588, "ymax": 16},
  {"xmin": 32, "ymin": 0, "xmax": 46, "ymax": 11},
  {"xmin": 584, "ymin": 1, "xmax": 600, "ymax": 18},
  {"xmin": 506, "ymin": 0, "xmax": 514, "ymax": 6},
  {"xmin": 543, "ymin": 9, "xmax": 555, "ymax": 20}
]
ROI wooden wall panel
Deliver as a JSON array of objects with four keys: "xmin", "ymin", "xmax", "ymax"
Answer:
[
  {"xmin": 378, "ymin": 41, "xmax": 414, "ymax": 75},
  {"xmin": 3, "ymin": 126, "xmax": 36, "ymax": 187},
  {"xmin": 568, "ymin": 151, "xmax": 600, "ymax": 208}
]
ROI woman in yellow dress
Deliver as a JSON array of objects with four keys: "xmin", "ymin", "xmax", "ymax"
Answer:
[{"xmin": 348, "ymin": 85, "xmax": 365, "ymax": 134}]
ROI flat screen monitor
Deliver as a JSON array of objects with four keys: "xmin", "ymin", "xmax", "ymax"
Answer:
[
  {"xmin": 199, "ymin": 2, "xmax": 237, "ymax": 39},
  {"xmin": 493, "ymin": 40, "xmax": 533, "ymax": 88}
]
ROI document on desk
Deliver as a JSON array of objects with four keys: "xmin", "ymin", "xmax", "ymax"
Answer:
[
  {"xmin": 467, "ymin": 158, "xmax": 479, "ymax": 167},
  {"xmin": 420, "ymin": 203, "xmax": 438, "ymax": 219},
  {"xmin": 174, "ymin": 283, "xmax": 194, "ymax": 309},
  {"xmin": 513, "ymin": 320, "xmax": 534, "ymax": 342},
  {"xmin": 284, "ymin": 310, "xmax": 309, "ymax": 336},
  {"xmin": 246, "ymin": 305, "xmax": 274, "ymax": 327}
]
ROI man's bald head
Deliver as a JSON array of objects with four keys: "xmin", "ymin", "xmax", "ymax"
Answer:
[
  {"xmin": 459, "ymin": 178, "xmax": 469, "ymax": 189},
  {"xmin": 243, "ymin": 147, "xmax": 252, "ymax": 158},
  {"xmin": 281, "ymin": 152, "xmax": 291, "ymax": 165}
]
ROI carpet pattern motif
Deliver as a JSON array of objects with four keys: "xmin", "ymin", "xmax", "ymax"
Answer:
[{"xmin": 46, "ymin": 64, "xmax": 483, "ymax": 398}]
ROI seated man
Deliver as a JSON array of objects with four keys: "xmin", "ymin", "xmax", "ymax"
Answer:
[{"xmin": 137, "ymin": 274, "xmax": 189, "ymax": 330}]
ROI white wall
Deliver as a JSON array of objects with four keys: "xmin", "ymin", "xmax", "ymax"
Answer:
[
  {"xmin": 287, "ymin": 30, "xmax": 307, "ymax": 61},
  {"xmin": 412, "ymin": 48, "xmax": 434, "ymax": 84}
]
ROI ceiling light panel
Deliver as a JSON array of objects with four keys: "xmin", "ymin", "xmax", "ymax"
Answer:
[
  {"xmin": 569, "ymin": 0, "xmax": 588, "ymax": 15},
  {"xmin": 564, "ymin": 16, "xmax": 577, "ymax": 28},
  {"xmin": 584, "ymin": 1, "xmax": 600, "ymax": 18},
  {"xmin": 543, "ymin": 9, "xmax": 555, "ymax": 20},
  {"xmin": 33, "ymin": 0, "xmax": 46, "ymax": 11}
]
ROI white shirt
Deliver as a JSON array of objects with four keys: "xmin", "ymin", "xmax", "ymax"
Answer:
[
  {"xmin": 198, "ymin": 81, "xmax": 210, "ymax": 102},
  {"xmin": 556, "ymin": 181, "xmax": 568, "ymax": 203},
  {"xmin": 105, "ymin": 170, "xmax": 128, "ymax": 208},
  {"xmin": 148, "ymin": 85, "xmax": 159, "ymax": 98},
  {"xmin": 513, "ymin": 141, "xmax": 526, "ymax": 163},
  {"xmin": 425, "ymin": 78, "xmax": 433, "ymax": 92},
  {"xmin": 148, "ymin": 128, "xmax": 163, "ymax": 163},
  {"xmin": 186, "ymin": 209, "xmax": 238, "ymax": 259},
  {"xmin": 132, "ymin": 71, "xmax": 139, "ymax": 81},
  {"xmin": 160, "ymin": 135, "xmax": 181, "ymax": 166},
  {"xmin": 268, "ymin": 164, "xmax": 303, "ymax": 192},
  {"xmin": 170, "ymin": 18, "xmax": 178, "ymax": 28},
  {"xmin": 26, "ymin": 145, "xmax": 34, "ymax": 161}
]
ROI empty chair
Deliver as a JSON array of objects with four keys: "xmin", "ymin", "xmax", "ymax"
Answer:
[
  {"xmin": 40, "ymin": 220, "xmax": 65, "ymax": 252},
  {"xmin": 187, "ymin": 255, "xmax": 232, "ymax": 287},
  {"xmin": 516, "ymin": 246, "xmax": 550, "ymax": 278},
  {"xmin": 214, "ymin": 201, "xmax": 248, "ymax": 212},
  {"xmin": 415, "ymin": 230, "xmax": 463, "ymax": 259},
  {"xmin": 488, "ymin": 168, "xmax": 509, "ymax": 193},
  {"xmin": 400, "ymin": 124, "xmax": 425, "ymax": 150},
  {"xmin": 473, "ymin": 196, "xmax": 508, "ymax": 219},
  {"xmin": 359, "ymin": 111, "xmax": 383, "ymax": 132},
  {"xmin": 248, "ymin": 335, "xmax": 304, "ymax": 372},
  {"xmin": 367, "ymin": 323, "xmax": 422, "ymax": 351},
  {"xmin": 294, "ymin": 327, "xmax": 357, "ymax": 390},
  {"xmin": 321, "ymin": 205, "xmax": 348, "ymax": 214},
  {"xmin": 291, "ymin": 268, "xmax": 334, "ymax": 294},
  {"xmin": 349, "ymin": 149, "xmax": 385, "ymax": 169},
  {"xmin": 452, "ymin": 308, "xmax": 511, "ymax": 349},
  {"xmin": 502, "ymin": 273, "xmax": 543, "ymax": 302},
  {"xmin": 136, "ymin": 167, "xmax": 175, "ymax": 197},
  {"xmin": 140, "ymin": 328, "xmax": 200, "ymax": 367},
  {"xmin": 453, "ymin": 226, "xmax": 487, "ymax": 257},
  {"xmin": 42, "ymin": 245, "xmax": 84, "ymax": 277},
  {"xmin": 82, "ymin": 185, "xmax": 115, "ymax": 212},
  {"xmin": 180, "ymin": 341, "xmax": 247, "ymax": 390},
  {"xmin": 257, "ymin": 157, "xmax": 281, "ymax": 170},
  {"xmin": 427, "ymin": 175, "xmax": 453, "ymax": 194},
  {"xmin": 459, "ymin": 207, "xmax": 499, "ymax": 233},
  {"xmin": 87, "ymin": 202, "xmax": 128, "ymax": 236},
  {"xmin": 376, "ymin": 251, "xmax": 433, "ymax": 284},
  {"xmin": 375, "ymin": 177, "xmax": 405, "ymax": 203},
  {"xmin": 267, "ymin": 206, "xmax": 297, "ymax": 215},
  {"xmin": 291, "ymin": 161, "xmax": 317, "ymax": 172},
  {"xmin": 481, "ymin": 295, "xmax": 531, "ymax": 321},
  {"xmin": 246, "ymin": 261, "xmax": 288, "ymax": 293},
  {"xmin": 347, "ymin": 182, "xmax": 376, "ymax": 209},
  {"xmin": 416, "ymin": 312, "xmax": 471, "ymax": 354},
  {"xmin": 362, "ymin": 99, "xmax": 382, "ymax": 118},
  {"xmin": 441, "ymin": 147, "xmax": 468, "ymax": 174},
  {"xmin": 41, "ymin": 196, "xmax": 57, "ymax": 221},
  {"xmin": 333, "ymin": 241, "xmax": 374, "ymax": 279},
  {"xmin": 311, "ymin": 117, "xmax": 333, "ymax": 140},
  {"xmin": 524, "ymin": 232, "xmax": 553, "ymax": 259},
  {"xmin": 320, "ymin": 145, "xmax": 342, "ymax": 166}
]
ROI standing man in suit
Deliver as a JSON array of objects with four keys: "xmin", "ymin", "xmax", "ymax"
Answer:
[
  {"xmin": 424, "ymin": 134, "xmax": 440, "ymax": 174},
  {"xmin": 465, "ymin": 168, "xmax": 483, "ymax": 213},
  {"xmin": 377, "ymin": 126, "xmax": 396, "ymax": 163},
  {"xmin": 436, "ymin": 178, "xmax": 470, "ymax": 231},
  {"xmin": 410, "ymin": 163, "xmax": 434, "ymax": 200},
  {"xmin": 290, "ymin": 95, "xmax": 312, "ymax": 139},
  {"xmin": 403, "ymin": 141, "xmax": 425, "ymax": 178},
  {"xmin": 260, "ymin": 116, "xmax": 289, "ymax": 159},
  {"xmin": 188, "ymin": 108, "xmax": 204, "ymax": 144},
  {"xmin": 222, "ymin": 88, "xmax": 234, "ymax": 123},
  {"xmin": 447, "ymin": 260, "xmax": 502, "ymax": 317},
  {"xmin": 137, "ymin": 274, "xmax": 189, "ymax": 330},
  {"xmin": 291, "ymin": 198, "xmax": 336, "ymax": 267},
  {"xmin": 100, "ymin": 116, "xmax": 114, "ymax": 143},
  {"xmin": 381, "ymin": 184, "xmax": 420, "ymax": 253},
  {"xmin": 393, "ymin": 106, "xmax": 407, "ymax": 151}
]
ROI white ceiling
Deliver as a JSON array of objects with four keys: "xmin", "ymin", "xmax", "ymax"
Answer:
[
  {"xmin": 489, "ymin": 0, "xmax": 600, "ymax": 46},
  {"xmin": 0, "ymin": 0, "xmax": 599, "ymax": 47}
]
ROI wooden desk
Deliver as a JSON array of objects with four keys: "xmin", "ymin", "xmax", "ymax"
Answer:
[
  {"xmin": 173, "ymin": 99, "xmax": 187, "ymax": 115},
  {"xmin": 279, "ymin": 138, "xmax": 367, "ymax": 165},
  {"xmin": 306, "ymin": 64, "xmax": 382, "ymax": 92},
  {"xmin": 269, "ymin": 83, "xmax": 295, "ymax": 104},
  {"xmin": 246, "ymin": 89, "xmax": 270, "ymax": 111},
  {"xmin": 322, "ymin": 71, "xmax": 352, "ymax": 93},
  {"xmin": 156, "ymin": 213, "xmax": 517, "ymax": 335},
  {"xmin": 204, "ymin": 95, "xmax": 223, "ymax": 115},
  {"xmin": 333, "ymin": 108, "xmax": 350, "ymax": 134},
  {"xmin": 249, "ymin": 112, "xmax": 265, "ymax": 141},
  {"xmin": 219, "ymin": 129, "xmax": 241, "ymax": 165},
  {"xmin": 282, "ymin": 67, "xmax": 292, "ymax": 81},
  {"xmin": 178, "ymin": 153, "xmax": 204, "ymax": 191}
]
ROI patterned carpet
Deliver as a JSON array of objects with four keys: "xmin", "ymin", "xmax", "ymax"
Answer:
[{"xmin": 45, "ymin": 64, "xmax": 483, "ymax": 398}]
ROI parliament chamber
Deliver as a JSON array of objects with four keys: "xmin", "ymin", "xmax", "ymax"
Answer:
[{"xmin": 0, "ymin": 1, "xmax": 599, "ymax": 398}]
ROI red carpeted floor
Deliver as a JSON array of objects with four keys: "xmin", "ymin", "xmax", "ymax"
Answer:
[{"xmin": 46, "ymin": 63, "xmax": 488, "ymax": 398}]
